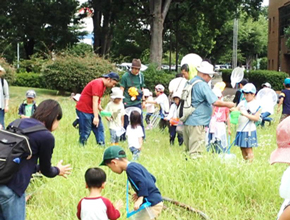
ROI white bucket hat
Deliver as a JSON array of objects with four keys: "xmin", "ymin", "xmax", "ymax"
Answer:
[
  {"xmin": 110, "ymin": 87, "xmax": 124, "ymax": 99},
  {"xmin": 155, "ymin": 84, "xmax": 165, "ymax": 92},
  {"xmin": 196, "ymin": 61, "xmax": 216, "ymax": 75}
]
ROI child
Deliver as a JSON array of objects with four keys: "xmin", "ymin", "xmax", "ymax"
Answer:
[
  {"xmin": 270, "ymin": 116, "xmax": 290, "ymax": 220},
  {"xmin": 126, "ymin": 110, "xmax": 144, "ymax": 160},
  {"xmin": 104, "ymin": 88, "xmax": 126, "ymax": 145},
  {"xmin": 145, "ymin": 84, "xmax": 169, "ymax": 130},
  {"xmin": 208, "ymin": 88, "xmax": 231, "ymax": 153},
  {"xmin": 18, "ymin": 90, "xmax": 37, "ymax": 118},
  {"xmin": 164, "ymin": 92, "xmax": 183, "ymax": 146},
  {"xmin": 277, "ymin": 78, "xmax": 290, "ymax": 122},
  {"xmin": 233, "ymin": 79, "xmax": 248, "ymax": 105},
  {"xmin": 72, "ymin": 93, "xmax": 81, "ymax": 128},
  {"xmin": 77, "ymin": 167, "xmax": 123, "ymax": 220},
  {"xmin": 232, "ymin": 83, "xmax": 261, "ymax": 161},
  {"xmin": 100, "ymin": 146, "xmax": 163, "ymax": 219},
  {"xmin": 143, "ymin": 89, "xmax": 155, "ymax": 129}
]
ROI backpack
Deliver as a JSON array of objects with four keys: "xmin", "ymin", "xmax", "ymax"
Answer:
[
  {"xmin": 0, "ymin": 119, "xmax": 47, "ymax": 184},
  {"xmin": 177, "ymin": 79, "xmax": 202, "ymax": 122}
]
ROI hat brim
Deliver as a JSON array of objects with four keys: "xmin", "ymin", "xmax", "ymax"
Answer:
[
  {"xmin": 270, "ymin": 148, "xmax": 290, "ymax": 165},
  {"xmin": 111, "ymin": 95, "xmax": 124, "ymax": 99},
  {"xmin": 196, "ymin": 67, "xmax": 217, "ymax": 75},
  {"xmin": 26, "ymin": 96, "xmax": 35, "ymax": 98},
  {"xmin": 102, "ymin": 74, "xmax": 119, "ymax": 81}
]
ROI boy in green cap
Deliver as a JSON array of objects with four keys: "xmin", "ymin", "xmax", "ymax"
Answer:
[{"xmin": 100, "ymin": 146, "xmax": 163, "ymax": 219}]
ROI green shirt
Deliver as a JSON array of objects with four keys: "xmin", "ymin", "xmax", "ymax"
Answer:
[
  {"xmin": 25, "ymin": 103, "xmax": 34, "ymax": 117},
  {"xmin": 120, "ymin": 71, "xmax": 145, "ymax": 107}
]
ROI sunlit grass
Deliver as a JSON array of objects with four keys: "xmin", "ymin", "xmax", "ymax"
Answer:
[{"xmin": 5, "ymin": 86, "xmax": 286, "ymax": 220}]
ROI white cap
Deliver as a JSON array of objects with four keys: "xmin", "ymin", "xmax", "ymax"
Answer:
[
  {"xmin": 262, "ymin": 82, "xmax": 271, "ymax": 88},
  {"xmin": 172, "ymin": 91, "xmax": 181, "ymax": 99},
  {"xmin": 196, "ymin": 61, "xmax": 216, "ymax": 75},
  {"xmin": 242, "ymin": 83, "xmax": 256, "ymax": 94},
  {"xmin": 155, "ymin": 84, "xmax": 165, "ymax": 92},
  {"xmin": 73, "ymin": 93, "xmax": 81, "ymax": 101},
  {"xmin": 143, "ymin": 89, "xmax": 150, "ymax": 97},
  {"xmin": 0, "ymin": 65, "xmax": 6, "ymax": 73}
]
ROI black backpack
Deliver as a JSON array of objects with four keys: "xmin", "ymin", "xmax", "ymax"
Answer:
[{"xmin": 0, "ymin": 119, "xmax": 47, "ymax": 184}]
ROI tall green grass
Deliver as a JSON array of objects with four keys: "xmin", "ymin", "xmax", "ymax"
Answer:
[{"xmin": 5, "ymin": 86, "xmax": 286, "ymax": 220}]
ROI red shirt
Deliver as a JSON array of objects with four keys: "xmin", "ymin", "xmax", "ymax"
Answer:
[{"xmin": 76, "ymin": 79, "xmax": 106, "ymax": 114}]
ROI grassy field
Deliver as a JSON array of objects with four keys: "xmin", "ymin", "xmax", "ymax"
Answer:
[{"xmin": 6, "ymin": 86, "xmax": 287, "ymax": 220}]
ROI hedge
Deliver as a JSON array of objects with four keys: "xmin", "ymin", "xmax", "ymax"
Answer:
[
  {"xmin": 220, "ymin": 69, "xmax": 289, "ymax": 91},
  {"xmin": 0, "ymin": 58, "xmax": 16, "ymax": 84},
  {"xmin": 143, "ymin": 64, "xmax": 175, "ymax": 95},
  {"xmin": 42, "ymin": 53, "xmax": 114, "ymax": 94},
  {"xmin": 13, "ymin": 72, "xmax": 45, "ymax": 88}
]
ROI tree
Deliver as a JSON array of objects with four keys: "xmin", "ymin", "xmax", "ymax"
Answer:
[
  {"xmin": 149, "ymin": 0, "xmax": 171, "ymax": 68},
  {"xmin": 0, "ymin": 0, "xmax": 83, "ymax": 60}
]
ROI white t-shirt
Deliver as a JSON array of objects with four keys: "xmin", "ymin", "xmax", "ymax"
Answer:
[
  {"xmin": 145, "ymin": 96, "xmax": 155, "ymax": 113},
  {"xmin": 165, "ymin": 103, "xmax": 178, "ymax": 120},
  {"xmin": 126, "ymin": 125, "xmax": 144, "ymax": 149},
  {"xmin": 104, "ymin": 101, "xmax": 125, "ymax": 129},
  {"xmin": 155, "ymin": 93, "xmax": 169, "ymax": 116},
  {"xmin": 237, "ymin": 99, "xmax": 260, "ymax": 132},
  {"xmin": 169, "ymin": 77, "xmax": 187, "ymax": 94}
]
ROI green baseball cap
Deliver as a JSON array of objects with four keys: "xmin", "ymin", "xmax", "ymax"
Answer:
[{"xmin": 99, "ymin": 146, "xmax": 126, "ymax": 166}]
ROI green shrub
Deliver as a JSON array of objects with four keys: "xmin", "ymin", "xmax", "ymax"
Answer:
[
  {"xmin": 0, "ymin": 58, "xmax": 16, "ymax": 84},
  {"xmin": 221, "ymin": 69, "xmax": 289, "ymax": 91},
  {"xmin": 143, "ymin": 64, "xmax": 175, "ymax": 94},
  {"xmin": 42, "ymin": 53, "xmax": 115, "ymax": 94},
  {"xmin": 13, "ymin": 72, "xmax": 45, "ymax": 88}
]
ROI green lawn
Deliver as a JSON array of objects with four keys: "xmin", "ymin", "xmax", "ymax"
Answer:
[{"xmin": 6, "ymin": 86, "xmax": 286, "ymax": 220}]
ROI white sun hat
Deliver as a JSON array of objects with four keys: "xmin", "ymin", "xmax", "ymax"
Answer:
[
  {"xmin": 172, "ymin": 91, "xmax": 181, "ymax": 99},
  {"xmin": 143, "ymin": 88, "xmax": 150, "ymax": 97},
  {"xmin": 196, "ymin": 61, "xmax": 216, "ymax": 76},
  {"xmin": 110, "ymin": 87, "xmax": 124, "ymax": 99}
]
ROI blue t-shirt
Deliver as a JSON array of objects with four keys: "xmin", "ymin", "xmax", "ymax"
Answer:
[
  {"xmin": 126, "ymin": 162, "xmax": 162, "ymax": 206},
  {"xmin": 184, "ymin": 76, "xmax": 218, "ymax": 126},
  {"xmin": 280, "ymin": 89, "xmax": 290, "ymax": 114}
]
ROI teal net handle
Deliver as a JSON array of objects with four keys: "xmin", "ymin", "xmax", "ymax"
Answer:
[{"xmin": 126, "ymin": 178, "xmax": 150, "ymax": 218}]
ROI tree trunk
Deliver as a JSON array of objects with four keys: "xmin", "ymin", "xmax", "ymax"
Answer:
[
  {"xmin": 24, "ymin": 38, "xmax": 35, "ymax": 59},
  {"xmin": 149, "ymin": 0, "xmax": 172, "ymax": 69}
]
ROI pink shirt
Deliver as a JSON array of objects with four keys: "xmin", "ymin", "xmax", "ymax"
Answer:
[{"xmin": 213, "ymin": 107, "xmax": 229, "ymax": 122}]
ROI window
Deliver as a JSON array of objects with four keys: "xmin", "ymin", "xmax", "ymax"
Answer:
[
  {"xmin": 269, "ymin": 18, "xmax": 271, "ymax": 34},
  {"xmin": 279, "ymin": 4, "xmax": 290, "ymax": 36}
]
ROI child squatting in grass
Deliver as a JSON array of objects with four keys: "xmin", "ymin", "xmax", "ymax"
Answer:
[
  {"xmin": 100, "ymin": 146, "xmax": 163, "ymax": 220},
  {"xmin": 77, "ymin": 167, "xmax": 123, "ymax": 220},
  {"xmin": 231, "ymin": 83, "xmax": 261, "ymax": 161}
]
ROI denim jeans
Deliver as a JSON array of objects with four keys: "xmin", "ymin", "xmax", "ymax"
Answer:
[
  {"xmin": 0, "ymin": 185, "xmax": 25, "ymax": 220},
  {"xmin": 129, "ymin": 147, "xmax": 141, "ymax": 160},
  {"xmin": 109, "ymin": 129, "xmax": 119, "ymax": 144},
  {"xmin": 76, "ymin": 109, "xmax": 105, "ymax": 146},
  {"xmin": 0, "ymin": 109, "xmax": 5, "ymax": 129},
  {"xmin": 120, "ymin": 104, "xmax": 145, "ymax": 141},
  {"xmin": 260, "ymin": 112, "xmax": 271, "ymax": 127}
]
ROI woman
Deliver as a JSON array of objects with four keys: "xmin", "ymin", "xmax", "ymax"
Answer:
[
  {"xmin": 0, "ymin": 99, "xmax": 71, "ymax": 220},
  {"xmin": 0, "ymin": 65, "xmax": 9, "ymax": 129}
]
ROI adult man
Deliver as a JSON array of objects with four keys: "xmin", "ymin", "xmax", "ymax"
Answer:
[
  {"xmin": 76, "ymin": 72, "xmax": 119, "ymax": 146},
  {"xmin": 180, "ymin": 64, "xmax": 190, "ymax": 80},
  {"xmin": 120, "ymin": 59, "xmax": 145, "ymax": 140},
  {"xmin": 183, "ymin": 61, "xmax": 235, "ymax": 158}
]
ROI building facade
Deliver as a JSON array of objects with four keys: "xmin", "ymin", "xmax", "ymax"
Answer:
[{"xmin": 268, "ymin": 0, "xmax": 290, "ymax": 73}]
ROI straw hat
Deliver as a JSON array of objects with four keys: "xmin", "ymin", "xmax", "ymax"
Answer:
[{"xmin": 270, "ymin": 116, "xmax": 290, "ymax": 165}]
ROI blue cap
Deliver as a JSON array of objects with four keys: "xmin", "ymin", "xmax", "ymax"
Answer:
[
  {"xmin": 284, "ymin": 78, "xmax": 290, "ymax": 85},
  {"xmin": 102, "ymin": 72, "xmax": 119, "ymax": 81},
  {"xmin": 242, "ymin": 83, "xmax": 256, "ymax": 94}
]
